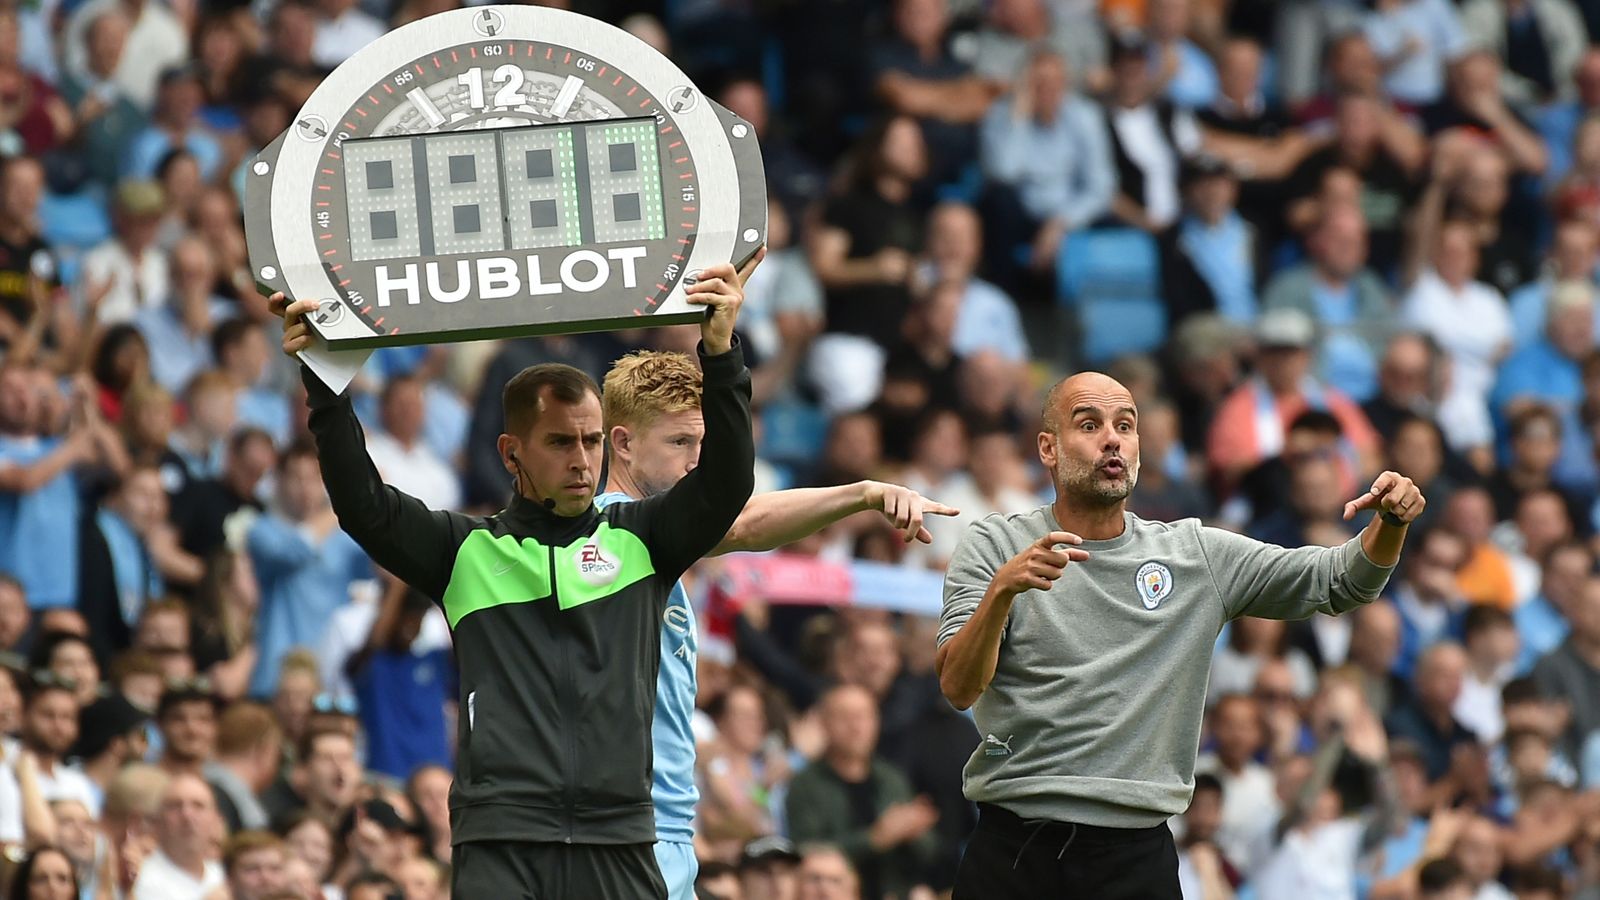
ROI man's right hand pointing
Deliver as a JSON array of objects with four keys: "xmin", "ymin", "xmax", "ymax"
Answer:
[{"xmin": 995, "ymin": 531, "xmax": 1088, "ymax": 596}]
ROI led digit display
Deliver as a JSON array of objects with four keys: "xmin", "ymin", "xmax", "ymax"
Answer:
[{"xmin": 340, "ymin": 118, "xmax": 665, "ymax": 260}]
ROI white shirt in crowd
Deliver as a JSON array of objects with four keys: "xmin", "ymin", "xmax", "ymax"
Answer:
[
  {"xmin": 78, "ymin": 240, "xmax": 172, "ymax": 325},
  {"xmin": 1107, "ymin": 104, "xmax": 1204, "ymax": 230},
  {"xmin": 1454, "ymin": 666, "xmax": 1509, "ymax": 744},
  {"xmin": 1250, "ymin": 818, "xmax": 1364, "ymax": 900},
  {"xmin": 1194, "ymin": 752, "xmax": 1281, "ymax": 875},
  {"xmin": 0, "ymin": 764, "xmax": 20, "ymax": 844},
  {"xmin": 316, "ymin": 579, "xmax": 452, "ymax": 705},
  {"xmin": 1402, "ymin": 269, "xmax": 1512, "ymax": 413},
  {"xmin": 64, "ymin": 0, "xmax": 187, "ymax": 109},
  {"xmin": 312, "ymin": 8, "xmax": 387, "ymax": 69},
  {"xmin": 33, "ymin": 761, "xmax": 97, "ymax": 811},
  {"xmin": 131, "ymin": 849, "xmax": 225, "ymax": 900},
  {"xmin": 365, "ymin": 430, "xmax": 461, "ymax": 512}
]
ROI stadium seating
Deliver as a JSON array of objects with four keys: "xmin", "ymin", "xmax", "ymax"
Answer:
[{"xmin": 1055, "ymin": 228, "xmax": 1167, "ymax": 366}]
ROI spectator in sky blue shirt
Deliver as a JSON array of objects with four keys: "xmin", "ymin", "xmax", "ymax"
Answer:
[
  {"xmin": 1490, "ymin": 281, "xmax": 1597, "ymax": 490},
  {"xmin": 1148, "ymin": 0, "xmax": 1220, "ymax": 109},
  {"xmin": 1537, "ymin": 48, "xmax": 1600, "ymax": 189},
  {"xmin": 1365, "ymin": 0, "xmax": 1472, "ymax": 106},
  {"xmin": 247, "ymin": 440, "xmax": 370, "ymax": 697},
  {"xmin": 0, "ymin": 367, "xmax": 129, "ymax": 609},
  {"xmin": 919, "ymin": 203, "xmax": 1029, "ymax": 362},
  {"xmin": 1515, "ymin": 541, "xmax": 1588, "ymax": 674},
  {"xmin": 1171, "ymin": 156, "xmax": 1258, "ymax": 326},
  {"xmin": 979, "ymin": 49, "xmax": 1115, "ymax": 273},
  {"xmin": 1507, "ymin": 219, "xmax": 1600, "ymax": 350},
  {"xmin": 214, "ymin": 319, "xmax": 291, "ymax": 447},
  {"xmin": 124, "ymin": 66, "xmax": 223, "ymax": 181},
  {"xmin": 1261, "ymin": 206, "xmax": 1396, "ymax": 402},
  {"xmin": 133, "ymin": 237, "xmax": 231, "ymax": 395}
]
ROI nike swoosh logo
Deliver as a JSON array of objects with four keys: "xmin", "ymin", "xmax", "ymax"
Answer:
[{"xmin": 492, "ymin": 561, "xmax": 517, "ymax": 576}]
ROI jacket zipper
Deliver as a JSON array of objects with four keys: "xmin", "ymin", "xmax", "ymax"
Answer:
[{"xmin": 552, "ymin": 543, "xmax": 577, "ymax": 844}]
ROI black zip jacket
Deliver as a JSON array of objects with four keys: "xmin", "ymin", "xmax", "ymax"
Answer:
[{"xmin": 302, "ymin": 340, "xmax": 755, "ymax": 846}]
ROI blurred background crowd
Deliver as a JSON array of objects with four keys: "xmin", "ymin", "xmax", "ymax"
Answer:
[{"xmin": 4, "ymin": 0, "xmax": 1600, "ymax": 897}]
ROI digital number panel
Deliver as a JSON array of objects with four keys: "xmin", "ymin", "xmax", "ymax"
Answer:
[{"xmin": 342, "ymin": 117, "xmax": 665, "ymax": 263}]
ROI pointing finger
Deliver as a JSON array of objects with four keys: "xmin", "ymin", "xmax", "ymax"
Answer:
[
  {"xmin": 1065, "ymin": 548, "xmax": 1091, "ymax": 562},
  {"xmin": 923, "ymin": 501, "xmax": 959, "ymax": 517},
  {"xmin": 1368, "ymin": 471, "xmax": 1399, "ymax": 498}
]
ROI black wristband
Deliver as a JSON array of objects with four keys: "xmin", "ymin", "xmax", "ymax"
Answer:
[{"xmin": 1379, "ymin": 509, "xmax": 1407, "ymax": 527}]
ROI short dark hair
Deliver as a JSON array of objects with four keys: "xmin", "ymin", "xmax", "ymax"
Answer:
[
  {"xmin": 1511, "ymin": 864, "xmax": 1565, "ymax": 893},
  {"xmin": 1510, "ymin": 403, "xmax": 1562, "ymax": 441},
  {"xmin": 210, "ymin": 318, "xmax": 255, "ymax": 364},
  {"xmin": 501, "ymin": 364, "xmax": 600, "ymax": 436},
  {"xmin": 380, "ymin": 373, "xmax": 422, "ymax": 408},
  {"xmin": 1418, "ymin": 857, "xmax": 1470, "ymax": 893},
  {"xmin": 1502, "ymin": 676, "xmax": 1544, "ymax": 706},
  {"xmin": 28, "ymin": 630, "xmax": 93, "ymax": 676},
  {"xmin": 1192, "ymin": 772, "xmax": 1224, "ymax": 797},
  {"xmin": 1287, "ymin": 409, "xmax": 1342, "ymax": 438},
  {"xmin": 297, "ymin": 723, "xmax": 353, "ymax": 763},
  {"xmin": 1388, "ymin": 412, "xmax": 1442, "ymax": 446},
  {"xmin": 1462, "ymin": 604, "xmax": 1513, "ymax": 640},
  {"xmin": 229, "ymin": 426, "xmax": 274, "ymax": 459},
  {"xmin": 278, "ymin": 437, "xmax": 318, "ymax": 473}
]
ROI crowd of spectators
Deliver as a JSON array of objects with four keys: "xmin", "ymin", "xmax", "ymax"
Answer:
[{"xmin": 3, "ymin": 0, "xmax": 1600, "ymax": 898}]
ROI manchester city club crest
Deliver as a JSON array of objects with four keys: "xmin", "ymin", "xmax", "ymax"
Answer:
[{"xmin": 1135, "ymin": 561, "xmax": 1174, "ymax": 610}]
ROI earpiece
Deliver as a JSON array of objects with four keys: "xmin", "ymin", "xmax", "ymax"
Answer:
[{"xmin": 508, "ymin": 450, "xmax": 555, "ymax": 509}]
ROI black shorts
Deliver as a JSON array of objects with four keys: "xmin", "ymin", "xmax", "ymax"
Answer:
[
  {"xmin": 451, "ymin": 840, "xmax": 666, "ymax": 900},
  {"xmin": 953, "ymin": 803, "xmax": 1181, "ymax": 900}
]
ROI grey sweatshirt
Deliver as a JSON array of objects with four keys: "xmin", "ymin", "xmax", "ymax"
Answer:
[{"xmin": 938, "ymin": 506, "xmax": 1395, "ymax": 828}]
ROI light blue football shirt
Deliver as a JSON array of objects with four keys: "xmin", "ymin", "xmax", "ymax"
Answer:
[{"xmin": 596, "ymin": 491, "xmax": 698, "ymax": 844}]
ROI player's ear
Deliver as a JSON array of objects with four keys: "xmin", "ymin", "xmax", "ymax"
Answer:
[
  {"xmin": 609, "ymin": 424, "xmax": 631, "ymax": 458},
  {"xmin": 1037, "ymin": 430, "xmax": 1057, "ymax": 469},
  {"xmin": 496, "ymin": 434, "xmax": 519, "ymax": 475}
]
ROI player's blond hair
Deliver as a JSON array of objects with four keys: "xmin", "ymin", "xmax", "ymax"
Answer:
[{"xmin": 602, "ymin": 351, "xmax": 703, "ymax": 431}]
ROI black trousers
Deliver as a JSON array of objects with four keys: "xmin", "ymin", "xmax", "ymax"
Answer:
[
  {"xmin": 953, "ymin": 803, "xmax": 1182, "ymax": 900},
  {"xmin": 451, "ymin": 840, "xmax": 666, "ymax": 900}
]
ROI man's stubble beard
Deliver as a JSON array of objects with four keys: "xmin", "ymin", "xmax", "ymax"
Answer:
[{"xmin": 1053, "ymin": 455, "xmax": 1139, "ymax": 508}]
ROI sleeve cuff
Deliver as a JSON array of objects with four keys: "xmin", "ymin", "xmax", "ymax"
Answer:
[
  {"xmin": 697, "ymin": 336, "xmax": 747, "ymax": 383},
  {"xmin": 1342, "ymin": 538, "xmax": 1396, "ymax": 597},
  {"xmin": 300, "ymin": 365, "xmax": 345, "ymax": 410}
]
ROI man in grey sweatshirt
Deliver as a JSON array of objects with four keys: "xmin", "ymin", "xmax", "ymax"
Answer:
[{"xmin": 936, "ymin": 372, "xmax": 1425, "ymax": 899}]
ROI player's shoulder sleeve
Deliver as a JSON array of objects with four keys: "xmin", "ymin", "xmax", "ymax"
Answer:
[
  {"xmin": 938, "ymin": 511, "xmax": 1029, "ymax": 648},
  {"xmin": 1194, "ymin": 524, "xmax": 1393, "ymax": 621}
]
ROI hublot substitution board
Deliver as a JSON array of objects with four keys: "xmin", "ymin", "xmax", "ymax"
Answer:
[{"xmin": 245, "ymin": 5, "xmax": 766, "ymax": 390}]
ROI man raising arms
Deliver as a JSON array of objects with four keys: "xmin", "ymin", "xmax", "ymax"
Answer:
[{"xmin": 274, "ymin": 255, "xmax": 756, "ymax": 899}]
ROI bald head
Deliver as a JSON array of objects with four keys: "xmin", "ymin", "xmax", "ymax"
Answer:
[{"xmin": 1042, "ymin": 372, "xmax": 1135, "ymax": 435}]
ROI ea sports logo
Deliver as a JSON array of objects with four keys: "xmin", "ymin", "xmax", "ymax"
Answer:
[{"xmin": 576, "ymin": 541, "xmax": 619, "ymax": 586}]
